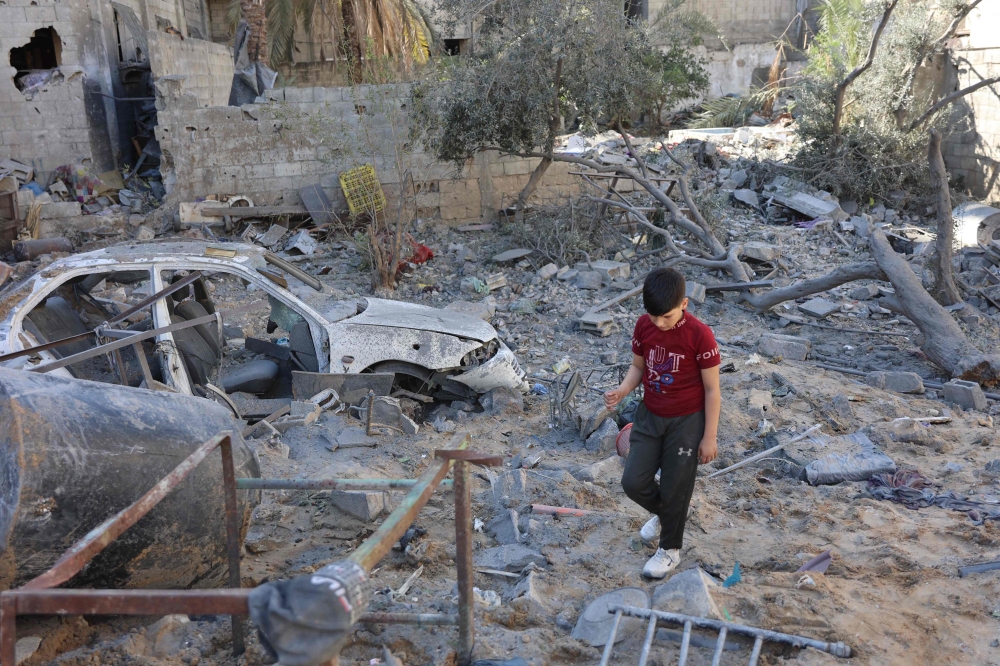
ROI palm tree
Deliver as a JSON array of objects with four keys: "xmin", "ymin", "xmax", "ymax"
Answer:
[{"xmin": 233, "ymin": 0, "xmax": 432, "ymax": 75}]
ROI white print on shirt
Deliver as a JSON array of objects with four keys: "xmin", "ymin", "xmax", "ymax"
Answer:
[
  {"xmin": 696, "ymin": 347, "xmax": 720, "ymax": 362},
  {"xmin": 644, "ymin": 346, "xmax": 684, "ymax": 393}
]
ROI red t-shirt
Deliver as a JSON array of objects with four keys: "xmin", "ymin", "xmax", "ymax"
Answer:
[{"xmin": 631, "ymin": 312, "xmax": 721, "ymax": 417}]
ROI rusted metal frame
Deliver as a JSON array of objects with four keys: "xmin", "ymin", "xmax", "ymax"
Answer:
[
  {"xmin": 0, "ymin": 271, "xmax": 204, "ymax": 365},
  {"xmin": 23, "ymin": 433, "xmax": 232, "ymax": 590},
  {"xmin": 349, "ymin": 431, "xmax": 471, "ymax": 573},
  {"xmin": 219, "ymin": 436, "xmax": 246, "ymax": 655},
  {"xmin": 29, "ymin": 313, "xmax": 218, "ymax": 374},
  {"xmin": 237, "ymin": 478, "xmax": 454, "ymax": 491}
]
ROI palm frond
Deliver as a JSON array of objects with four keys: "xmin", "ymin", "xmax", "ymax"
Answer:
[
  {"xmin": 227, "ymin": 0, "xmax": 243, "ymax": 33},
  {"xmin": 686, "ymin": 87, "xmax": 779, "ymax": 129},
  {"xmin": 266, "ymin": 0, "xmax": 298, "ymax": 65}
]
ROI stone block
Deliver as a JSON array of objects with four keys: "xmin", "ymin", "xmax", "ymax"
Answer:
[
  {"xmin": 850, "ymin": 285, "xmax": 879, "ymax": 300},
  {"xmin": 865, "ymin": 371, "xmax": 924, "ymax": 394},
  {"xmin": 575, "ymin": 259, "xmax": 630, "ymax": 282},
  {"xmin": 686, "ymin": 281, "xmax": 707, "ymax": 304},
  {"xmin": 39, "ymin": 201, "xmax": 81, "ymax": 219},
  {"xmin": 757, "ymin": 333, "xmax": 810, "ymax": 361},
  {"xmin": 537, "ymin": 263, "xmax": 558, "ymax": 280},
  {"xmin": 329, "ymin": 489, "xmax": 386, "ymax": 522},
  {"xmin": 486, "ymin": 508, "xmax": 521, "ymax": 544},
  {"xmin": 473, "ymin": 544, "xmax": 547, "ymax": 571},
  {"xmin": 574, "ymin": 271, "xmax": 604, "ymax": 289},
  {"xmin": 742, "ymin": 241, "xmax": 780, "ymax": 262},
  {"xmin": 798, "ymin": 298, "xmax": 841, "ymax": 318},
  {"xmin": 943, "ymin": 379, "xmax": 988, "ymax": 412},
  {"xmin": 652, "ymin": 568, "xmax": 722, "ymax": 619},
  {"xmin": 747, "ymin": 389, "xmax": 773, "ymax": 419},
  {"xmin": 575, "ymin": 456, "xmax": 624, "ymax": 484},
  {"xmin": 585, "ymin": 418, "xmax": 619, "ymax": 454}
]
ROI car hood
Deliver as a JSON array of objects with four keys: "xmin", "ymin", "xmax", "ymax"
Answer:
[{"xmin": 340, "ymin": 298, "xmax": 498, "ymax": 343}]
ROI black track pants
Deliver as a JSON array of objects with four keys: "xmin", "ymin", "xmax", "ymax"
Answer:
[{"xmin": 621, "ymin": 403, "xmax": 704, "ymax": 550}]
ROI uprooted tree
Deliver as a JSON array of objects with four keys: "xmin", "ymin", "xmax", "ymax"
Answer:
[{"xmin": 414, "ymin": 0, "xmax": 1000, "ymax": 385}]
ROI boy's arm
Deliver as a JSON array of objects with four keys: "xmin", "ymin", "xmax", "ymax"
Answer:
[
  {"xmin": 604, "ymin": 354, "xmax": 645, "ymax": 409},
  {"xmin": 699, "ymin": 365, "xmax": 721, "ymax": 464}
]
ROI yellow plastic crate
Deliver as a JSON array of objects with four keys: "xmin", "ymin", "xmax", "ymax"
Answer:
[{"xmin": 339, "ymin": 163, "xmax": 387, "ymax": 216}]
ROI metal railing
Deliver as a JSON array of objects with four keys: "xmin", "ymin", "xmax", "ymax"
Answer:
[{"xmin": 0, "ymin": 430, "xmax": 499, "ymax": 666}]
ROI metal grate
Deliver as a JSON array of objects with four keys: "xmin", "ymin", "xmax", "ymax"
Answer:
[{"xmin": 599, "ymin": 604, "xmax": 851, "ymax": 666}]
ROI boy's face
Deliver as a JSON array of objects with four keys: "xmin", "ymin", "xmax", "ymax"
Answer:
[{"xmin": 649, "ymin": 298, "xmax": 688, "ymax": 331}]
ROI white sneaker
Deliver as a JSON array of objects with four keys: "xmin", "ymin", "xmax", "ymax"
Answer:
[
  {"xmin": 642, "ymin": 548, "xmax": 680, "ymax": 579},
  {"xmin": 639, "ymin": 515, "xmax": 660, "ymax": 546}
]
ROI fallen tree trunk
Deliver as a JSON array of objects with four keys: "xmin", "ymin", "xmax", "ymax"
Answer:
[
  {"xmin": 868, "ymin": 228, "xmax": 1000, "ymax": 385},
  {"xmin": 744, "ymin": 262, "xmax": 886, "ymax": 313}
]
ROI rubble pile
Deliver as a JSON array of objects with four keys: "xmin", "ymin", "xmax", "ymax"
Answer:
[{"xmin": 4, "ymin": 128, "xmax": 1000, "ymax": 666}]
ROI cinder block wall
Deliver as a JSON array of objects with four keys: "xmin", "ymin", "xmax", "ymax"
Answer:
[
  {"xmin": 148, "ymin": 31, "xmax": 234, "ymax": 108},
  {"xmin": 155, "ymin": 84, "xmax": 582, "ymax": 224},
  {"xmin": 942, "ymin": 48, "xmax": 1000, "ymax": 202},
  {"xmin": 0, "ymin": 0, "xmax": 96, "ymax": 176},
  {"xmin": 648, "ymin": 0, "xmax": 796, "ymax": 46}
]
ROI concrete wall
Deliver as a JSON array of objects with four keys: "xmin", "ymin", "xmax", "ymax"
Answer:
[
  {"xmin": 0, "ymin": 0, "xmax": 117, "ymax": 176},
  {"xmin": 942, "ymin": 5, "xmax": 1000, "ymax": 203},
  {"xmin": 148, "ymin": 30, "xmax": 233, "ymax": 107},
  {"xmin": 154, "ymin": 84, "xmax": 582, "ymax": 223},
  {"xmin": 649, "ymin": 0, "xmax": 796, "ymax": 47}
]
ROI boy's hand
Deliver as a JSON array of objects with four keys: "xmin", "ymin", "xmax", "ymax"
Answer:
[
  {"xmin": 604, "ymin": 389, "xmax": 625, "ymax": 410},
  {"xmin": 698, "ymin": 436, "xmax": 718, "ymax": 465}
]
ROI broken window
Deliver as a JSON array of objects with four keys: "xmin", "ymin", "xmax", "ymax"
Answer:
[
  {"xmin": 443, "ymin": 39, "xmax": 470, "ymax": 56},
  {"xmin": 624, "ymin": 0, "xmax": 645, "ymax": 20},
  {"xmin": 8, "ymin": 27, "xmax": 61, "ymax": 93},
  {"xmin": 20, "ymin": 270, "xmax": 161, "ymax": 388},
  {"xmin": 112, "ymin": 3, "xmax": 149, "ymax": 66}
]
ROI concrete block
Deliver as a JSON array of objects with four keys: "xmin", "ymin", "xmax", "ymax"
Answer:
[
  {"xmin": 39, "ymin": 201, "xmax": 82, "ymax": 219},
  {"xmin": 328, "ymin": 489, "xmax": 386, "ymax": 522},
  {"xmin": 747, "ymin": 389, "xmax": 773, "ymax": 419},
  {"xmin": 575, "ymin": 456, "xmax": 624, "ymax": 484},
  {"xmin": 757, "ymin": 332, "xmax": 810, "ymax": 361},
  {"xmin": 742, "ymin": 241, "xmax": 780, "ymax": 262},
  {"xmin": 575, "ymin": 259, "xmax": 630, "ymax": 282},
  {"xmin": 486, "ymin": 508, "xmax": 521, "ymax": 545},
  {"xmin": 943, "ymin": 379, "xmax": 988, "ymax": 411},
  {"xmin": 850, "ymin": 285, "xmax": 879, "ymax": 300},
  {"xmin": 537, "ymin": 263, "xmax": 558, "ymax": 280},
  {"xmin": 574, "ymin": 271, "xmax": 604, "ymax": 290},
  {"xmin": 865, "ymin": 371, "xmax": 924, "ymax": 394},
  {"xmin": 686, "ymin": 281, "xmax": 707, "ymax": 304}
]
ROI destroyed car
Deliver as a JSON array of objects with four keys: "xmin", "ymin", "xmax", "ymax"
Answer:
[{"xmin": 0, "ymin": 241, "xmax": 526, "ymax": 403}]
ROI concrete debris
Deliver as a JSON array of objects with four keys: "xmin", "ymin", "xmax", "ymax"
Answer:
[
  {"xmin": 741, "ymin": 241, "xmax": 780, "ymax": 263},
  {"xmin": 850, "ymin": 285, "xmax": 880, "ymax": 300},
  {"xmin": 651, "ymin": 567, "xmax": 722, "ymax": 619},
  {"xmin": 578, "ymin": 311, "xmax": 614, "ymax": 337},
  {"xmin": 798, "ymin": 298, "xmax": 841, "ymax": 318},
  {"xmin": 575, "ymin": 455, "xmax": 624, "ymax": 483},
  {"xmin": 14, "ymin": 636, "xmax": 41, "ymax": 665},
  {"xmin": 558, "ymin": 268, "xmax": 579, "ymax": 282},
  {"xmin": 474, "ymin": 544, "xmax": 547, "ymax": 572},
  {"xmin": 758, "ymin": 332, "xmax": 811, "ymax": 360},
  {"xmin": 492, "ymin": 248, "xmax": 534, "ymax": 263},
  {"xmin": 285, "ymin": 229, "xmax": 318, "ymax": 255},
  {"xmin": 576, "ymin": 260, "xmax": 630, "ymax": 282},
  {"xmin": 146, "ymin": 615, "xmax": 191, "ymax": 658},
  {"xmin": 329, "ymin": 489, "xmax": 387, "ymax": 522},
  {"xmin": 487, "ymin": 508, "xmax": 522, "ymax": 545},
  {"xmin": 575, "ymin": 401, "xmax": 614, "ymax": 440},
  {"xmin": 537, "ymin": 263, "xmax": 559, "ymax": 280},
  {"xmin": 446, "ymin": 298, "xmax": 497, "ymax": 321},
  {"xmin": 135, "ymin": 225, "xmax": 156, "ymax": 241},
  {"xmin": 685, "ymin": 281, "xmax": 707, "ymax": 304},
  {"xmin": 574, "ymin": 271, "xmax": 604, "ymax": 290},
  {"xmin": 747, "ymin": 389, "xmax": 773, "ymax": 419},
  {"xmin": 943, "ymin": 379, "xmax": 988, "ymax": 412},
  {"xmin": 732, "ymin": 188, "xmax": 760, "ymax": 210},
  {"xmin": 480, "ymin": 387, "xmax": 524, "ymax": 414},
  {"xmin": 865, "ymin": 371, "xmax": 925, "ymax": 394},
  {"xmin": 257, "ymin": 224, "xmax": 287, "ymax": 248},
  {"xmin": 585, "ymin": 417, "xmax": 619, "ymax": 454}
]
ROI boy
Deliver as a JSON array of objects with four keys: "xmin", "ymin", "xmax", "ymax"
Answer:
[{"xmin": 604, "ymin": 267, "xmax": 721, "ymax": 578}]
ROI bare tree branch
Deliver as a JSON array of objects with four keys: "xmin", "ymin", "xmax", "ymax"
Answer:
[
  {"xmin": 926, "ymin": 129, "xmax": 963, "ymax": 305},
  {"xmin": 743, "ymin": 262, "xmax": 886, "ymax": 312},
  {"xmin": 907, "ymin": 74, "xmax": 1000, "ymax": 132},
  {"xmin": 832, "ymin": 0, "xmax": 900, "ymax": 137}
]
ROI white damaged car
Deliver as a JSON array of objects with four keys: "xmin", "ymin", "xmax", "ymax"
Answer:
[{"xmin": 0, "ymin": 241, "xmax": 526, "ymax": 402}]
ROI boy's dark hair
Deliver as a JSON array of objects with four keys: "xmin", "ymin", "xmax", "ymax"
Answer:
[{"xmin": 643, "ymin": 267, "xmax": 686, "ymax": 316}]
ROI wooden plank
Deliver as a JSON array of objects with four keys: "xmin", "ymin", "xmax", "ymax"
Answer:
[{"xmin": 292, "ymin": 371, "xmax": 395, "ymax": 405}]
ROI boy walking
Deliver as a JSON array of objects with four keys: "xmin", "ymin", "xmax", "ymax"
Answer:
[{"xmin": 604, "ymin": 267, "xmax": 721, "ymax": 578}]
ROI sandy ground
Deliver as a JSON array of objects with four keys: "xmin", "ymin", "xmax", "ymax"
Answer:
[{"xmin": 11, "ymin": 193, "xmax": 1000, "ymax": 666}]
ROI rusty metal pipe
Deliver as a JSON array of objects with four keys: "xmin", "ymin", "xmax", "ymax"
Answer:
[
  {"xmin": 236, "ymin": 478, "xmax": 454, "ymax": 491},
  {"xmin": 13, "ymin": 237, "xmax": 74, "ymax": 262},
  {"xmin": 349, "ymin": 432, "xmax": 470, "ymax": 573},
  {"xmin": 22, "ymin": 433, "xmax": 232, "ymax": 590},
  {"xmin": 219, "ymin": 437, "xmax": 245, "ymax": 656},
  {"xmin": 454, "ymin": 459, "xmax": 474, "ymax": 666}
]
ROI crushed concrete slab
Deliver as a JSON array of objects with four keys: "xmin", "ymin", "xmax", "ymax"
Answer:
[
  {"xmin": 943, "ymin": 379, "xmax": 988, "ymax": 412},
  {"xmin": 474, "ymin": 544, "xmax": 547, "ymax": 571},
  {"xmin": 492, "ymin": 248, "xmax": 534, "ymax": 263},
  {"xmin": 572, "ymin": 587, "xmax": 649, "ymax": 647},
  {"xmin": 257, "ymin": 224, "xmax": 287, "ymax": 248},
  {"xmin": 491, "ymin": 468, "xmax": 530, "ymax": 505},
  {"xmin": 285, "ymin": 229, "xmax": 317, "ymax": 255},
  {"xmin": 651, "ymin": 567, "xmax": 722, "ymax": 619},
  {"xmin": 798, "ymin": 298, "xmax": 841, "ymax": 318},
  {"xmin": 445, "ymin": 299, "xmax": 496, "ymax": 321},
  {"xmin": 758, "ymin": 332, "xmax": 811, "ymax": 361},
  {"xmin": 771, "ymin": 190, "xmax": 846, "ymax": 220},
  {"xmin": 732, "ymin": 189, "xmax": 760, "ymax": 210},
  {"xmin": 576, "ymin": 260, "xmax": 630, "ymax": 282},
  {"xmin": 865, "ymin": 371, "xmax": 925, "ymax": 394}
]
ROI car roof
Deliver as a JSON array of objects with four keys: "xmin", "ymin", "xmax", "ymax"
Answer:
[{"xmin": 43, "ymin": 240, "xmax": 266, "ymax": 270}]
